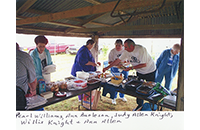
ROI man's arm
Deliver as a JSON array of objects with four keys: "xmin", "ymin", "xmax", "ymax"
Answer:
[
  {"xmin": 26, "ymin": 52, "xmax": 37, "ymax": 96},
  {"xmin": 85, "ymin": 61, "xmax": 97, "ymax": 66},
  {"xmin": 103, "ymin": 58, "xmax": 121, "ymax": 72},
  {"xmin": 124, "ymin": 63, "xmax": 146, "ymax": 71},
  {"xmin": 28, "ymin": 78, "xmax": 37, "ymax": 96}
]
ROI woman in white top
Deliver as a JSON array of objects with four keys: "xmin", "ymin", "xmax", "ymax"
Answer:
[{"xmin": 108, "ymin": 39, "xmax": 128, "ymax": 104}]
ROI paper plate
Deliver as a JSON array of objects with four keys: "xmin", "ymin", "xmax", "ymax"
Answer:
[
  {"xmin": 43, "ymin": 64, "xmax": 56, "ymax": 73},
  {"xmin": 55, "ymin": 91, "xmax": 67, "ymax": 97}
]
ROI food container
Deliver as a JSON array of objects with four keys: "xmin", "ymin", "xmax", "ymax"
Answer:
[
  {"xmin": 136, "ymin": 85, "xmax": 154, "ymax": 96},
  {"xmin": 88, "ymin": 72, "xmax": 97, "ymax": 79},
  {"xmin": 65, "ymin": 76, "xmax": 76, "ymax": 81},
  {"xmin": 87, "ymin": 78, "xmax": 101, "ymax": 85},
  {"xmin": 76, "ymin": 71, "xmax": 89, "ymax": 79},
  {"xmin": 73, "ymin": 79, "xmax": 87, "ymax": 88},
  {"xmin": 42, "ymin": 73, "xmax": 51, "ymax": 83},
  {"xmin": 59, "ymin": 81, "xmax": 68, "ymax": 90},
  {"xmin": 67, "ymin": 79, "xmax": 87, "ymax": 90},
  {"xmin": 40, "ymin": 91, "xmax": 53, "ymax": 99},
  {"xmin": 127, "ymin": 75, "xmax": 138, "ymax": 81},
  {"xmin": 124, "ymin": 79, "xmax": 143, "ymax": 91},
  {"xmin": 110, "ymin": 76, "xmax": 123, "ymax": 85},
  {"xmin": 142, "ymin": 81, "xmax": 156, "ymax": 87},
  {"xmin": 50, "ymin": 82, "xmax": 59, "ymax": 92},
  {"xmin": 42, "ymin": 64, "xmax": 56, "ymax": 83},
  {"xmin": 50, "ymin": 81, "xmax": 68, "ymax": 91},
  {"xmin": 66, "ymin": 80, "xmax": 75, "ymax": 90}
]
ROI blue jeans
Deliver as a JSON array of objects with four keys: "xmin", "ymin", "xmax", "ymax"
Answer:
[
  {"xmin": 114, "ymin": 91, "xmax": 124, "ymax": 98},
  {"xmin": 111, "ymin": 67, "xmax": 128, "ymax": 99},
  {"xmin": 155, "ymin": 67, "xmax": 173, "ymax": 91}
]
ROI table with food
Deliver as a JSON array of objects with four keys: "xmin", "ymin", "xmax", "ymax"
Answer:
[
  {"xmin": 25, "ymin": 71, "xmax": 110, "ymax": 110},
  {"xmin": 101, "ymin": 72, "xmax": 176, "ymax": 111},
  {"xmin": 99, "ymin": 69, "xmax": 176, "ymax": 111},
  {"xmin": 26, "ymin": 69, "xmax": 176, "ymax": 111}
]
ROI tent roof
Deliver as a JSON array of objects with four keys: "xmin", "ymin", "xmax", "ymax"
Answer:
[{"xmin": 16, "ymin": 0, "xmax": 183, "ymax": 38}]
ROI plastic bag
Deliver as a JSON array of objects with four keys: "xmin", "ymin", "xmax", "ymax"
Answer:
[{"xmin": 83, "ymin": 90, "xmax": 101, "ymax": 110}]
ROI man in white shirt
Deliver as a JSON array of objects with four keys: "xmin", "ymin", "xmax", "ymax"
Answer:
[
  {"xmin": 108, "ymin": 39, "xmax": 128, "ymax": 104},
  {"xmin": 103, "ymin": 39, "xmax": 156, "ymax": 110}
]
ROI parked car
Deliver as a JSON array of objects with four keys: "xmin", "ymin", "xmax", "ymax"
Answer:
[
  {"xmin": 67, "ymin": 46, "xmax": 103, "ymax": 55},
  {"xmin": 28, "ymin": 43, "xmax": 74, "ymax": 54},
  {"xmin": 67, "ymin": 46, "xmax": 80, "ymax": 54}
]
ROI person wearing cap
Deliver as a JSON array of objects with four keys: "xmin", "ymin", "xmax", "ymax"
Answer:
[
  {"xmin": 108, "ymin": 39, "xmax": 128, "ymax": 104},
  {"xmin": 155, "ymin": 44, "xmax": 180, "ymax": 91},
  {"xmin": 30, "ymin": 35, "xmax": 53, "ymax": 83},
  {"xmin": 103, "ymin": 38, "xmax": 156, "ymax": 110}
]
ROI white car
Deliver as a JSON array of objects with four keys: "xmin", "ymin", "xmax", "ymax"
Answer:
[{"xmin": 67, "ymin": 46, "xmax": 79, "ymax": 54}]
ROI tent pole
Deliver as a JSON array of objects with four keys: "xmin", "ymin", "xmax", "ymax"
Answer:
[
  {"xmin": 176, "ymin": 31, "xmax": 184, "ymax": 111},
  {"xmin": 91, "ymin": 34, "xmax": 99, "ymax": 63}
]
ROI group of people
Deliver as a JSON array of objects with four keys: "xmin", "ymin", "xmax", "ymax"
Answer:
[
  {"xmin": 16, "ymin": 35, "xmax": 180, "ymax": 111},
  {"xmin": 70, "ymin": 38, "xmax": 180, "ymax": 110},
  {"xmin": 102, "ymin": 39, "xmax": 180, "ymax": 110},
  {"xmin": 16, "ymin": 35, "xmax": 53, "ymax": 110}
]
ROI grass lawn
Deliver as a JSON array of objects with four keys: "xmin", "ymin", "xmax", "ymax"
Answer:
[{"xmin": 44, "ymin": 53, "xmax": 177, "ymax": 111}]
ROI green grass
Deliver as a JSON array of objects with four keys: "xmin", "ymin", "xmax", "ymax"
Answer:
[
  {"xmin": 51, "ymin": 54, "xmax": 76, "ymax": 81},
  {"xmin": 44, "ymin": 53, "xmax": 176, "ymax": 111},
  {"xmin": 44, "ymin": 92, "xmax": 170, "ymax": 111},
  {"xmin": 45, "ymin": 94, "xmax": 138, "ymax": 111},
  {"xmin": 45, "ymin": 97, "xmax": 80, "ymax": 111}
]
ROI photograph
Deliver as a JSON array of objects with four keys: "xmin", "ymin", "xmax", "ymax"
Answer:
[{"xmin": 15, "ymin": 0, "xmax": 186, "ymax": 129}]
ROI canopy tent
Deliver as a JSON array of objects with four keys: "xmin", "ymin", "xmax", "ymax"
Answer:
[{"xmin": 16, "ymin": 0, "xmax": 184, "ymax": 111}]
